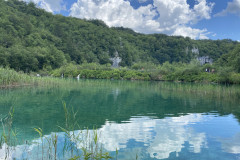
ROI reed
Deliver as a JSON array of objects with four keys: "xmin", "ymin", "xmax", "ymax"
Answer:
[
  {"xmin": 0, "ymin": 67, "xmax": 73, "ymax": 88},
  {"xmin": 58, "ymin": 103, "xmax": 112, "ymax": 160},
  {"xmin": 0, "ymin": 107, "xmax": 17, "ymax": 159}
]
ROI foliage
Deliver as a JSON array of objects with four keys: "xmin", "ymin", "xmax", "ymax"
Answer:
[
  {"xmin": 217, "ymin": 44, "xmax": 240, "ymax": 73},
  {"xmin": 51, "ymin": 63, "xmax": 151, "ymax": 81},
  {"xmin": 51, "ymin": 61, "xmax": 240, "ymax": 84}
]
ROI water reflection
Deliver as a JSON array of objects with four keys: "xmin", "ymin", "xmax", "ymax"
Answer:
[
  {"xmin": 1, "ymin": 114, "xmax": 240, "ymax": 160},
  {"xmin": 219, "ymin": 133, "xmax": 240, "ymax": 154},
  {"xmin": 0, "ymin": 80, "xmax": 240, "ymax": 159},
  {"xmin": 97, "ymin": 114, "xmax": 207, "ymax": 159}
]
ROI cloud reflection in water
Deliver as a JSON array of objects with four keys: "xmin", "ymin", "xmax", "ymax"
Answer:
[{"xmin": 1, "ymin": 114, "xmax": 240, "ymax": 159}]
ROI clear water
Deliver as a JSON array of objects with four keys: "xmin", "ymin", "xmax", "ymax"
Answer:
[{"xmin": 0, "ymin": 80, "xmax": 240, "ymax": 160}]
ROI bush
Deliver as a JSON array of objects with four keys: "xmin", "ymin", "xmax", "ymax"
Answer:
[{"xmin": 229, "ymin": 73, "xmax": 240, "ymax": 84}]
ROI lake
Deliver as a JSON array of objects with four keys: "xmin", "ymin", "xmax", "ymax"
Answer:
[{"xmin": 0, "ymin": 79, "xmax": 240, "ymax": 160}]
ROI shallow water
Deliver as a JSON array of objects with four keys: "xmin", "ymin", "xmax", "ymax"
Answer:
[{"xmin": 0, "ymin": 80, "xmax": 240, "ymax": 159}]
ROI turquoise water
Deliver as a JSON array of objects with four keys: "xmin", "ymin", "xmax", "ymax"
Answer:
[{"xmin": 0, "ymin": 80, "xmax": 240, "ymax": 159}]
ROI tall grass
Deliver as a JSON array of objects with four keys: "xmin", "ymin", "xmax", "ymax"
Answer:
[
  {"xmin": 0, "ymin": 67, "xmax": 69, "ymax": 88},
  {"xmin": 0, "ymin": 107, "xmax": 17, "ymax": 159},
  {"xmin": 57, "ymin": 102, "xmax": 112, "ymax": 160},
  {"xmin": 0, "ymin": 67, "xmax": 33, "ymax": 87}
]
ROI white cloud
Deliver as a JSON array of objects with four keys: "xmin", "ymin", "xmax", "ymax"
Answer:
[
  {"xmin": 215, "ymin": 0, "xmax": 240, "ymax": 17},
  {"xmin": 173, "ymin": 26, "xmax": 209, "ymax": 39},
  {"xmin": 193, "ymin": 0, "xmax": 214, "ymax": 20},
  {"xmin": 70, "ymin": 0, "xmax": 158, "ymax": 32},
  {"xmin": 69, "ymin": 0, "xmax": 214, "ymax": 39},
  {"xmin": 24, "ymin": 0, "xmax": 65, "ymax": 13}
]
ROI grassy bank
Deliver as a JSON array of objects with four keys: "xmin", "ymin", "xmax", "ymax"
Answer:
[
  {"xmin": 1, "ymin": 61, "xmax": 240, "ymax": 90},
  {"xmin": 51, "ymin": 62, "xmax": 240, "ymax": 84},
  {"xmin": 0, "ymin": 67, "xmax": 64, "ymax": 88}
]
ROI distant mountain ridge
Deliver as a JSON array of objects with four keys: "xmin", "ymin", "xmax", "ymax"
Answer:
[{"xmin": 0, "ymin": 0, "xmax": 239, "ymax": 72}]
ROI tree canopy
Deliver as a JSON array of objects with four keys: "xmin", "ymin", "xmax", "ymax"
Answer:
[{"xmin": 0, "ymin": 0, "xmax": 239, "ymax": 72}]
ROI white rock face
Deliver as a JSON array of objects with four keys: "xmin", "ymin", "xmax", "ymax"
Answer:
[{"xmin": 110, "ymin": 51, "xmax": 122, "ymax": 68}]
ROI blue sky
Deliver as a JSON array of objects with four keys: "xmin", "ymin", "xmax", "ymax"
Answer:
[{"xmin": 26, "ymin": 0, "xmax": 240, "ymax": 40}]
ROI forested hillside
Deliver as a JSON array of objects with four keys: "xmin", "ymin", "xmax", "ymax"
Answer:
[{"xmin": 0, "ymin": 0, "xmax": 239, "ymax": 72}]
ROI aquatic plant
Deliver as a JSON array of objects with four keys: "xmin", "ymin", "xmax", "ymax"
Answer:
[
  {"xmin": 0, "ymin": 107, "xmax": 16, "ymax": 159},
  {"xmin": 58, "ymin": 102, "xmax": 112, "ymax": 160}
]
